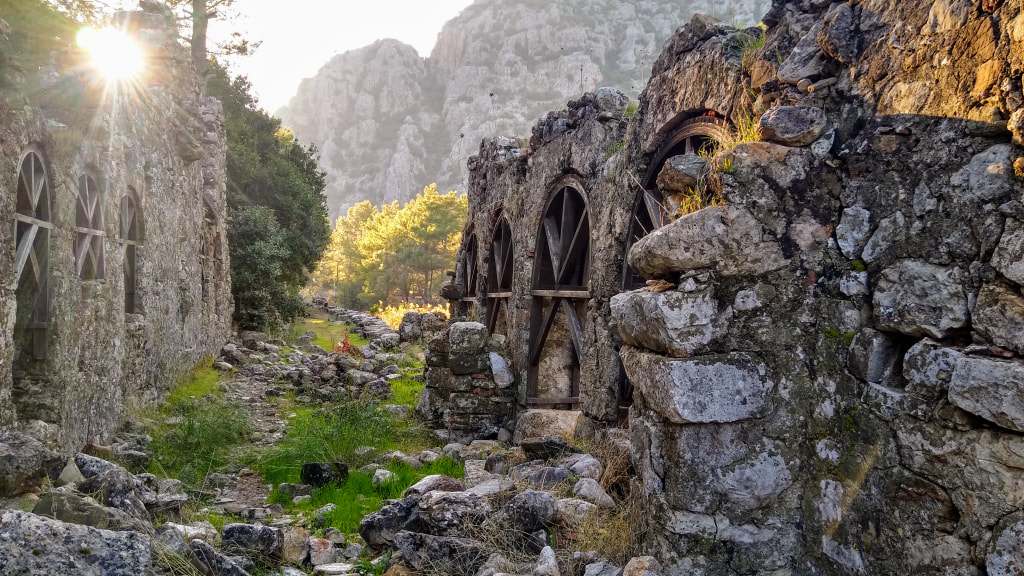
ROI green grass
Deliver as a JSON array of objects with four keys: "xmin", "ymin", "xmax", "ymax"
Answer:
[
  {"xmin": 146, "ymin": 359, "xmax": 250, "ymax": 489},
  {"xmin": 269, "ymin": 457, "xmax": 465, "ymax": 533},
  {"xmin": 252, "ymin": 402, "xmax": 397, "ymax": 486},
  {"xmin": 289, "ymin": 318, "xmax": 370, "ymax": 352},
  {"xmin": 391, "ymin": 377, "xmax": 424, "ymax": 406}
]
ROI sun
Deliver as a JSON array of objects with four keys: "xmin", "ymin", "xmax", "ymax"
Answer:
[{"xmin": 77, "ymin": 27, "xmax": 143, "ymax": 80}]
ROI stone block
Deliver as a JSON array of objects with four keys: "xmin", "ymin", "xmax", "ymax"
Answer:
[
  {"xmin": 948, "ymin": 356, "xmax": 1024, "ymax": 432},
  {"xmin": 0, "ymin": 431, "xmax": 61, "ymax": 497},
  {"xmin": 620, "ymin": 347, "xmax": 774, "ymax": 424},
  {"xmin": 449, "ymin": 353, "xmax": 490, "ymax": 375},
  {"xmin": 0, "ymin": 510, "xmax": 152, "ymax": 576},
  {"xmin": 656, "ymin": 154, "xmax": 708, "ymax": 194},
  {"xmin": 950, "ymin": 144, "xmax": 1016, "ymax": 202},
  {"xmin": 512, "ymin": 409, "xmax": 583, "ymax": 444},
  {"xmin": 835, "ymin": 206, "xmax": 871, "ymax": 259},
  {"xmin": 489, "ymin": 352, "xmax": 515, "ymax": 388},
  {"xmin": 988, "ymin": 519, "xmax": 1024, "ymax": 576},
  {"xmin": 873, "ymin": 260, "xmax": 969, "ymax": 338},
  {"xmin": 450, "ymin": 322, "xmax": 489, "ymax": 355},
  {"xmin": 760, "ymin": 106, "xmax": 828, "ymax": 147},
  {"xmin": 973, "ymin": 284, "xmax": 1024, "ymax": 354},
  {"xmin": 993, "ymin": 219, "xmax": 1024, "ymax": 286},
  {"xmin": 611, "ymin": 288, "xmax": 728, "ymax": 357},
  {"xmin": 848, "ymin": 328, "xmax": 901, "ymax": 384}
]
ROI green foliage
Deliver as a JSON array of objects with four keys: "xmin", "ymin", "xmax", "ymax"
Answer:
[
  {"xmin": 147, "ymin": 361, "xmax": 249, "ymax": 488},
  {"xmin": 309, "ymin": 185, "xmax": 467, "ymax": 308},
  {"xmin": 390, "ymin": 376, "xmax": 425, "ymax": 407},
  {"xmin": 205, "ymin": 61, "xmax": 330, "ymax": 331},
  {"xmin": 355, "ymin": 550, "xmax": 392, "ymax": 576},
  {"xmin": 623, "ymin": 101, "xmax": 638, "ymax": 119},
  {"xmin": 253, "ymin": 403, "xmax": 396, "ymax": 486}
]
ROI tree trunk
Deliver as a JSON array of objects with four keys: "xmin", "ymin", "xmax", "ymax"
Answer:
[{"xmin": 191, "ymin": 0, "xmax": 208, "ymax": 79}]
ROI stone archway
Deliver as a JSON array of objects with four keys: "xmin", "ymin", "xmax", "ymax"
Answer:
[
  {"xmin": 13, "ymin": 150, "xmax": 52, "ymax": 383},
  {"xmin": 527, "ymin": 184, "xmax": 591, "ymax": 410},
  {"xmin": 486, "ymin": 213, "xmax": 513, "ymax": 335}
]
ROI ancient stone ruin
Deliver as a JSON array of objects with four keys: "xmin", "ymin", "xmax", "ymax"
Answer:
[
  {"xmin": 0, "ymin": 3, "xmax": 231, "ymax": 452},
  {"xmin": 443, "ymin": 0, "xmax": 1024, "ymax": 572}
]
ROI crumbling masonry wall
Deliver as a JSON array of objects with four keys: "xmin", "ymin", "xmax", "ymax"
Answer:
[
  {"xmin": 458, "ymin": 0, "xmax": 1024, "ymax": 573},
  {"xmin": 0, "ymin": 4, "xmax": 232, "ymax": 452}
]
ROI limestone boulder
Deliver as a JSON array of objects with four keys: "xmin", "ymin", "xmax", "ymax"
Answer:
[
  {"xmin": 489, "ymin": 352, "xmax": 515, "ymax": 388},
  {"xmin": 450, "ymin": 322, "xmax": 489, "ymax": 355},
  {"xmin": 403, "ymin": 474, "xmax": 466, "ymax": 498},
  {"xmin": 950, "ymin": 144, "xmax": 1017, "ymax": 203},
  {"xmin": 0, "ymin": 430, "xmax": 61, "ymax": 497},
  {"xmin": 556, "ymin": 498, "xmax": 598, "ymax": 526},
  {"xmin": 282, "ymin": 526, "xmax": 310, "ymax": 565},
  {"xmin": 32, "ymin": 489, "xmax": 147, "ymax": 532},
  {"xmin": 777, "ymin": 21, "xmax": 831, "ymax": 84},
  {"xmin": 835, "ymin": 206, "xmax": 871, "ymax": 259},
  {"xmin": 988, "ymin": 519, "xmax": 1024, "ymax": 576},
  {"xmin": 559, "ymin": 453, "xmax": 603, "ymax": 480},
  {"xmin": 948, "ymin": 357, "xmax": 1024, "ymax": 432},
  {"xmin": 973, "ymin": 284, "xmax": 1024, "ymax": 354},
  {"xmin": 414, "ymin": 490, "xmax": 491, "ymax": 535},
  {"xmin": 492, "ymin": 489, "xmax": 559, "ymax": 533},
  {"xmin": 611, "ymin": 288, "xmax": 729, "ymax": 358},
  {"xmin": 358, "ymin": 497, "xmax": 417, "ymax": 548},
  {"xmin": 512, "ymin": 409, "xmax": 583, "ymax": 444},
  {"xmin": 574, "ymin": 478, "xmax": 615, "ymax": 509},
  {"xmin": 221, "ymin": 523, "xmax": 283, "ymax": 561},
  {"xmin": 466, "ymin": 477, "xmax": 516, "ymax": 498},
  {"xmin": 656, "ymin": 154, "xmax": 708, "ymax": 194},
  {"xmin": 0, "ymin": 510, "xmax": 152, "ymax": 576},
  {"xmin": 759, "ymin": 106, "xmax": 828, "ymax": 147},
  {"xmin": 585, "ymin": 562, "xmax": 623, "ymax": 576},
  {"xmin": 873, "ymin": 260, "xmax": 969, "ymax": 338},
  {"xmin": 993, "ymin": 219, "xmax": 1024, "ymax": 286},
  {"xmin": 393, "ymin": 531, "xmax": 488, "ymax": 575},
  {"xmin": 903, "ymin": 341, "xmax": 963, "ymax": 407},
  {"xmin": 627, "ymin": 205, "xmax": 786, "ymax": 280},
  {"xmin": 534, "ymin": 546, "xmax": 560, "ymax": 576},
  {"xmin": 78, "ymin": 466, "xmax": 151, "ymax": 525},
  {"xmin": 620, "ymin": 347, "xmax": 774, "ymax": 424},
  {"xmin": 818, "ymin": 2, "xmax": 858, "ymax": 63},
  {"xmin": 189, "ymin": 539, "xmax": 250, "ymax": 576},
  {"xmin": 848, "ymin": 328, "xmax": 902, "ymax": 385}
]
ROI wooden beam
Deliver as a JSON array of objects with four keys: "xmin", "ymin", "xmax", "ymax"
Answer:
[
  {"xmin": 531, "ymin": 290, "xmax": 590, "ymax": 298},
  {"xmin": 14, "ymin": 226, "xmax": 38, "ymax": 280},
  {"xmin": 561, "ymin": 299, "xmax": 584, "ymax": 360},
  {"xmin": 543, "ymin": 217, "xmax": 562, "ymax": 276},
  {"xmin": 14, "ymin": 214, "xmax": 54, "ymax": 229},
  {"xmin": 486, "ymin": 291, "xmax": 513, "ymax": 298},
  {"xmin": 527, "ymin": 397, "xmax": 580, "ymax": 406},
  {"xmin": 529, "ymin": 298, "xmax": 559, "ymax": 365}
]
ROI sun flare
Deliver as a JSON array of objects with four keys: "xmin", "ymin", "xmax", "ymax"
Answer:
[{"xmin": 77, "ymin": 27, "xmax": 143, "ymax": 80}]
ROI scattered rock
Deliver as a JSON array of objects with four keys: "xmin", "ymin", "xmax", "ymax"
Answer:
[
  {"xmin": 533, "ymin": 546, "xmax": 560, "ymax": 576},
  {"xmin": 0, "ymin": 431, "xmax": 61, "ymax": 497},
  {"xmin": 574, "ymin": 478, "xmax": 615, "ymax": 509},
  {"xmin": 221, "ymin": 523, "xmax": 283, "ymax": 561},
  {"xmin": 759, "ymin": 106, "xmax": 828, "ymax": 146},
  {"xmin": 301, "ymin": 462, "xmax": 349, "ymax": 487}
]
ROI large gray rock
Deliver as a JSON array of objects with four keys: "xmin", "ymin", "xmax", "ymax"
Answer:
[
  {"xmin": 873, "ymin": 260, "xmax": 969, "ymax": 338},
  {"xmin": 512, "ymin": 410, "xmax": 582, "ymax": 444},
  {"xmin": 189, "ymin": 539, "xmax": 251, "ymax": 576},
  {"xmin": 627, "ymin": 205, "xmax": 786, "ymax": 280},
  {"xmin": 620, "ymin": 347, "xmax": 774, "ymax": 424},
  {"xmin": 0, "ymin": 431, "xmax": 61, "ymax": 497},
  {"xmin": 556, "ymin": 498, "xmax": 598, "ymax": 526},
  {"xmin": 393, "ymin": 531, "xmax": 488, "ymax": 575},
  {"xmin": 78, "ymin": 466, "xmax": 151, "ymax": 526},
  {"xmin": 777, "ymin": 21, "xmax": 830, "ymax": 83},
  {"xmin": 835, "ymin": 206, "xmax": 871, "ymax": 259},
  {"xmin": 221, "ymin": 523, "xmax": 283, "ymax": 561},
  {"xmin": 358, "ymin": 497, "xmax": 416, "ymax": 548},
  {"xmin": 574, "ymin": 478, "xmax": 615, "ymax": 509},
  {"xmin": 759, "ymin": 106, "xmax": 828, "ymax": 147},
  {"xmin": 492, "ymin": 490, "xmax": 559, "ymax": 533},
  {"xmin": 611, "ymin": 289, "xmax": 729, "ymax": 358},
  {"xmin": 533, "ymin": 546, "xmax": 560, "ymax": 576},
  {"xmin": 656, "ymin": 154, "xmax": 709, "ymax": 194},
  {"xmin": 988, "ymin": 520, "xmax": 1024, "ymax": 576},
  {"xmin": 993, "ymin": 219, "xmax": 1024, "ymax": 286},
  {"xmin": 403, "ymin": 474, "xmax": 467, "ymax": 498},
  {"xmin": 415, "ymin": 490, "xmax": 491, "ymax": 535},
  {"xmin": 848, "ymin": 328, "xmax": 902, "ymax": 385},
  {"xmin": 973, "ymin": 284, "xmax": 1024, "ymax": 354},
  {"xmin": 450, "ymin": 322, "xmax": 489, "ymax": 356},
  {"xmin": 950, "ymin": 144, "xmax": 1017, "ymax": 202},
  {"xmin": 0, "ymin": 510, "xmax": 152, "ymax": 576},
  {"xmin": 948, "ymin": 357, "xmax": 1024, "ymax": 432},
  {"xmin": 32, "ymin": 489, "xmax": 146, "ymax": 532}
]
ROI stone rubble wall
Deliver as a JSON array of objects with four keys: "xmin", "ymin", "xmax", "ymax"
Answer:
[
  {"xmin": 458, "ymin": 0, "xmax": 1024, "ymax": 573},
  {"xmin": 0, "ymin": 3, "xmax": 231, "ymax": 452}
]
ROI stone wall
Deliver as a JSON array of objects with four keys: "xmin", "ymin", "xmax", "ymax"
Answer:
[
  {"xmin": 0, "ymin": 4, "xmax": 231, "ymax": 452},
  {"xmin": 458, "ymin": 0, "xmax": 1024, "ymax": 573}
]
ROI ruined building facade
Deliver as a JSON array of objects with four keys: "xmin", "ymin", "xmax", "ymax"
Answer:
[
  {"xmin": 445, "ymin": 0, "xmax": 1024, "ymax": 572},
  {"xmin": 0, "ymin": 4, "xmax": 232, "ymax": 452}
]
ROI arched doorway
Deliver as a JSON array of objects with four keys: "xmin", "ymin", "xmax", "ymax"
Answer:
[
  {"xmin": 121, "ymin": 188, "xmax": 142, "ymax": 314},
  {"xmin": 618, "ymin": 114, "xmax": 730, "ymax": 419},
  {"xmin": 13, "ymin": 150, "xmax": 52, "ymax": 366},
  {"xmin": 458, "ymin": 229, "xmax": 479, "ymax": 319},
  {"xmin": 527, "ymin": 184, "xmax": 590, "ymax": 410},
  {"xmin": 486, "ymin": 214, "xmax": 513, "ymax": 335}
]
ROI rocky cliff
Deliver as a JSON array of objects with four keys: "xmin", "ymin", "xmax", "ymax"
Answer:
[{"xmin": 277, "ymin": 0, "xmax": 770, "ymax": 218}]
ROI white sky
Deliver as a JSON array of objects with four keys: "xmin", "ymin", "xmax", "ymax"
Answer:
[{"xmin": 209, "ymin": 0, "xmax": 476, "ymax": 112}]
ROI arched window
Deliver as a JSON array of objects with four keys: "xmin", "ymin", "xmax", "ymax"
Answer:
[
  {"xmin": 622, "ymin": 113, "xmax": 730, "ymax": 290},
  {"xmin": 485, "ymin": 213, "xmax": 513, "ymax": 335},
  {"xmin": 527, "ymin": 184, "xmax": 590, "ymax": 410},
  {"xmin": 13, "ymin": 150, "xmax": 52, "ymax": 361},
  {"xmin": 120, "ymin": 188, "xmax": 141, "ymax": 313},
  {"xmin": 74, "ymin": 174, "xmax": 104, "ymax": 280},
  {"xmin": 461, "ymin": 230, "xmax": 479, "ymax": 301}
]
